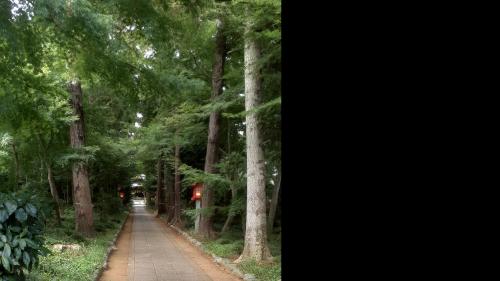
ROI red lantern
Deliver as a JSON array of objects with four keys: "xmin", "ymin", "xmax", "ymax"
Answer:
[
  {"xmin": 119, "ymin": 191, "xmax": 125, "ymax": 199},
  {"xmin": 191, "ymin": 183, "xmax": 203, "ymax": 201}
]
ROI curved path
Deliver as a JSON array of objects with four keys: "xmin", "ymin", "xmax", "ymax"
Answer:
[{"xmin": 100, "ymin": 200, "xmax": 241, "ymax": 281}]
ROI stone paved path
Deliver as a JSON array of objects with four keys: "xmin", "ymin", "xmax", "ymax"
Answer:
[{"xmin": 100, "ymin": 199, "xmax": 241, "ymax": 281}]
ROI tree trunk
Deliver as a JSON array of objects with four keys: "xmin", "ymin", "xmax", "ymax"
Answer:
[
  {"xmin": 11, "ymin": 142, "xmax": 20, "ymax": 186},
  {"xmin": 172, "ymin": 144, "xmax": 183, "ymax": 227},
  {"xmin": 145, "ymin": 191, "xmax": 152, "ymax": 206},
  {"xmin": 165, "ymin": 163, "xmax": 175, "ymax": 223},
  {"xmin": 47, "ymin": 164, "xmax": 62, "ymax": 225},
  {"xmin": 68, "ymin": 80, "xmax": 95, "ymax": 237},
  {"xmin": 236, "ymin": 21, "xmax": 272, "ymax": 263},
  {"xmin": 155, "ymin": 155, "xmax": 166, "ymax": 216},
  {"xmin": 221, "ymin": 185, "xmax": 237, "ymax": 234},
  {"xmin": 199, "ymin": 17, "xmax": 226, "ymax": 239},
  {"xmin": 267, "ymin": 169, "xmax": 281, "ymax": 234}
]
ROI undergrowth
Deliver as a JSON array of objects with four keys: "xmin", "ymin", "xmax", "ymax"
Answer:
[{"xmin": 27, "ymin": 206, "xmax": 128, "ymax": 281}]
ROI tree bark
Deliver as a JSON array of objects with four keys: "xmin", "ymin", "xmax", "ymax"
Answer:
[
  {"xmin": 68, "ymin": 80, "xmax": 95, "ymax": 237},
  {"xmin": 172, "ymin": 144, "xmax": 183, "ymax": 227},
  {"xmin": 199, "ymin": 17, "xmax": 226, "ymax": 239},
  {"xmin": 165, "ymin": 163, "xmax": 175, "ymax": 223},
  {"xmin": 145, "ymin": 191, "xmax": 152, "ymax": 206},
  {"xmin": 236, "ymin": 20, "xmax": 272, "ymax": 263},
  {"xmin": 155, "ymin": 155, "xmax": 166, "ymax": 216},
  {"xmin": 267, "ymin": 169, "xmax": 281, "ymax": 234}
]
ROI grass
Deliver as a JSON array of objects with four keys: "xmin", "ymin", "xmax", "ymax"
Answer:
[
  {"xmin": 27, "ymin": 206, "xmax": 128, "ymax": 281},
  {"xmin": 190, "ymin": 228, "xmax": 282, "ymax": 281},
  {"xmin": 239, "ymin": 260, "xmax": 281, "ymax": 281}
]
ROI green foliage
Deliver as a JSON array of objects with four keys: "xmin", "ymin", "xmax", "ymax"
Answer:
[
  {"xmin": 28, "ymin": 208, "xmax": 128, "ymax": 281},
  {"xmin": 2, "ymin": 0, "xmax": 281, "ymax": 276},
  {"xmin": 93, "ymin": 193, "xmax": 124, "ymax": 218},
  {"xmin": 204, "ymin": 239, "xmax": 243, "ymax": 258},
  {"xmin": 182, "ymin": 208, "xmax": 198, "ymax": 222},
  {"xmin": 225, "ymin": 196, "xmax": 245, "ymax": 217},
  {"xmin": 195, "ymin": 228, "xmax": 282, "ymax": 281},
  {"xmin": 56, "ymin": 146, "xmax": 100, "ymax": 167},
  {"xmin": 179, "ymin": 164, "xmax": 230, "ymax": 192},
  {"xmin": 0, "ymin": 192, "xmax": 48, "ymax": 280},
  {"xmin": 222, "ymin": 96, "xmax": 281, "ymax": 119},
  {"xmin": 238, "ymin": 259, "xmax": 281, "ymax": 281}
]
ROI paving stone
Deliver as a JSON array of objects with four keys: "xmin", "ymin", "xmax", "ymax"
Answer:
[
  {"xmin": 128, "ymin": 203, "xmax": 213, "ymax": 281},
  {"xmin": 102, "ymin": 200, "xmax": 241, "ymax": 281}
]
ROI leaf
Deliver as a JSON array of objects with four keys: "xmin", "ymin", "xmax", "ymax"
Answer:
[
  {"xmin": 2, "ymin": 243, "xmax": 10, "ymax": 258},
  {"xmin": 15, "ymin": 208, "xmax": 27, "ymax": 222},
  {"xmin": 1, "ymin": 255, "xmax": 10, "ymax": 271},
  {"xmin": 25, "ymin": 239, "xmax": 39, "ymax": 249},
  {"xmin": 3, "ymin": 201, "xmax": 17, "ymax": 216},
  {"xmin": 19, "ymin": 239, "xmax": 26, "ymax": 250},
  {"xmin": 9, "ymin": 226, "xmax": 20, "ymax": 233},
  {"xmin": 20, "ymin": 227, "xmax": 27, "ymax": 238},
  {"xmin": 22, "ymin": 252, "xmax": 30, "ymax": 267},
  {"xmin": 0, "ymin": 235, "xmax": 6, "ymax": 243},
  {"xmin": 14, "ymin": 248, "xmax": 21, "ymax": 260},
  {"xmin": 0, "ymin": 209, "xmax": 8, "ymax": 223},
  {"xmin": 25, "ymin": 203, "xmax": 37, "ymax": 217}
]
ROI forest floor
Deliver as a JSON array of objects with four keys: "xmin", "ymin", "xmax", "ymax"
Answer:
[
  {"xmin": 189, "ymin": 228, "xmax": 281, "ymax": 281},
  {"xmin": 99, "ymin": 199, "xmax": 241, "ymax": 281},
  {"xmin": 27, "ymin": 207, "xmax": 129, "ymax": 281},
  {"xmin": 99, "ymin": 215, "xmax": 133, "ymax": 281}
]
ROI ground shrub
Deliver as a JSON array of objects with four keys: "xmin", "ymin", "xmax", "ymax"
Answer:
[{"xmin": 0, "ymin": 192, "xmax": 48, "ymax": 281}]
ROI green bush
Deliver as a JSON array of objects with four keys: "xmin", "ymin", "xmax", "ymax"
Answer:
[
  {"xmin": 0, "ymin": 192, "xmax": 47, "ymax": 280},
  {"xmin": 93, "ymin": 193, "xmax": 124, "ymax": 217},
  {"xmin": 121, "ymin": 186, "xmax": 132, "ymax": 206}
]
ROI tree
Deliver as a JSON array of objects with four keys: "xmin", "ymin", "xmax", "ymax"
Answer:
[
  {"xmin": 236, "ymin": 15, "xmax": 272, "ymax": 263},
  {"xmin": 1, "ymin": 0, "xmax": 282, "ymax": 267},
  {"xmin": 155, "ymin": 154, "xmax": 166, "ymax": 216},
  {"xmin": 199, "ymin": 14, "xmax": 227, "ymax": 239},
  {"xmin": 0, "ymin": 134, "xmax": 21, "ymax": 187},
  {"xmin": 36, "ymin": 133, "xmax": 62, "ymax": 225},
  {"xmin": 172, "ymin": 143, "xmax": 183, "ymax": 227},
  {"xmin": 68, "ymin": 81, "xmax": 94, "ymax": 237},
  {"xmin": 165, "ymin": 161, "xmax": 175, "ymax": 223}
]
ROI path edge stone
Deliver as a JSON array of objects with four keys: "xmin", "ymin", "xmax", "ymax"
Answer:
[
  {"xmin": 92, "ymin": 211, "xmax": 130, "ymax": 281},
  {"xmin": 168, "ymin": 224, "xmax": 256, "ymax": 281}
]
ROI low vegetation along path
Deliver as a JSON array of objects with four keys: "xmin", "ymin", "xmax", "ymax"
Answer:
[{"xmin": 100, "ymin": 200, "xmax": 241, "ymax": 281}]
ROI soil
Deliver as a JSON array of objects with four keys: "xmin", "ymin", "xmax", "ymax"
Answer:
[{"xmin": 99, "ymin": 215, "xmax": 133, "ymax": 281}]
